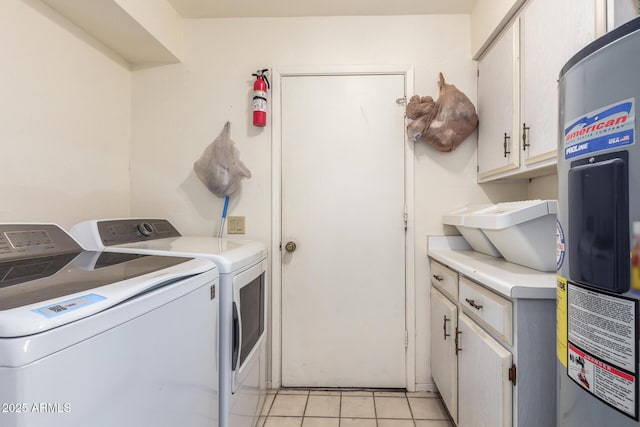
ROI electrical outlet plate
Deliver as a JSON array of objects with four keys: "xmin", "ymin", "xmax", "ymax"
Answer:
[{"xmin": 227, "ymin": 216, "xmax": 245, "ymax": 234}]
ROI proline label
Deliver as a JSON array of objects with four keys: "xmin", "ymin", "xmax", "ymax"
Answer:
[{"xmin": 564, "ymin": 98, "xmax": 635, "ymax": 159}]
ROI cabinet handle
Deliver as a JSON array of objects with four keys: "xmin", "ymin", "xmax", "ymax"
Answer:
[
  {"xmin": 443, "ymin": 315, "xmax": 451, "ymax": 340},
  {"xmin": 432, "ymin": 274, "xmax": 443, "ymax": 282},
  {"xmin": 455, "ymin": 328, "xmax": 462, "ymax": 355},
  {"xmin": 522, "ymin": 123, "xmax": 531, "ymax": 151},
  {"xmin": 465, "ymin": 298, "xmax": 483, "ymax": 310},
  {"xmin": 503, "ymin": 133, "xmax": 511, "ymax": 158}
]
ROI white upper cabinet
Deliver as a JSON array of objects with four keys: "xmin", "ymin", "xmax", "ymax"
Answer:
[
  {"xmin": 477, "ymin": 0, "xmax": 596, "ymax": 182},
  {"xmin": 520, "ymin": 0, "xmax": 595, "ymax": 166},
  {"xmin": 477, "ymin": 22, "xmax": 520, "ymax": 180}
]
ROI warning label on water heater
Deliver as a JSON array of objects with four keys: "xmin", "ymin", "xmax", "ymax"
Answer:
[
  {"xmin": 564, "ymin": 98, "xmax": 635, "ymax": 159},
  {"xmin": 567, "ymin": 282, "xmax": 639, "ymax": 419}
]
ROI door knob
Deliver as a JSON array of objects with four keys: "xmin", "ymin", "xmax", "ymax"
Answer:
[{"xmin": 284, "ymin": 241, "xmax": 297, "ymax": 253}]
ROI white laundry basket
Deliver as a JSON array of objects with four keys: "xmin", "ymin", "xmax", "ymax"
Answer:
[
  {"xmin": 464, "ymin": 200, "xmax": 558, "ymax": 271},
  {"xmin": 442, "ymin": 204, "xmax": 503, "ymax": 257}
]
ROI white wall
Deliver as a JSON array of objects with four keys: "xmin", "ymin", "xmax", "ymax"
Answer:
[
  {"xmin": 131, "ymin": 14, "xmax": 528, "ymax": 390},
  {"xmin": 0, "ymin": 0, "xmax": 131, "ymax": 229},
  {"xmin": 528, "ymin": 173, "xmax": 558, "ymax": 200}
]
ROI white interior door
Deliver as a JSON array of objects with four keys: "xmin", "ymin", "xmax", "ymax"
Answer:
[{"xmin": 281, "ymin": 73, "xmax": 407, "ymax": 388}]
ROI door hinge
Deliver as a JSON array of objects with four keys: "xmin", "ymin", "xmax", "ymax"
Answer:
[
  {"xmin": 403, "ymin": 205, "xmax": 408, "ymax": 231},
  {"xmin": 404, "ymin": 330, "xmax": 409, "ymax": 348},
  {"xmin": 508, "ymin": 363, "xmax": 517, "ymax": 386},
  {"xmin": 279, "ymin": 241, "xmax": 282, "ymax": 251}
]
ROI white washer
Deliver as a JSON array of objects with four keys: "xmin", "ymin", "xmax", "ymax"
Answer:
[
  {"xmin": 0, "ymin": 223, "xmax": 219, "ymax": 427},
  {"xmin": 70, "ymin": 219, "xmax": 268, "ymax": 427}
]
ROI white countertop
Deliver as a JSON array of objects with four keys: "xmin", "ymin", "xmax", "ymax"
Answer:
[{"xmin": 428, "ymin": 236, "xmax": 556, "ymax": 300}]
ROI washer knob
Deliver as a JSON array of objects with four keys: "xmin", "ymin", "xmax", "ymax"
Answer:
[{"xmin": 137, "ymin": 222, "xmax": 154, "ymax": 237}]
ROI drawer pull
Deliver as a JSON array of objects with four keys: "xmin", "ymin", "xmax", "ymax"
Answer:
[
  {"xmin": 432, "ymin": 274, "xmax": 444, "ymax": 281},
  {"xmin": 465, "ymin": 298, "xmax": 483, "ymax": 310},
  {"xmin": 443, "ymin": 315, "xmax": 451, "ymax": 340},
  {"xmin": 503, "ymin": 133, "xmax": 511, "ymax": 157},
  {"xmin": 522, "ymin": 122, "xmax": 531, "ymax": 151},
  {"xmin": 455, "ymin": 328, "xmax": 462, "ymax": 355}
]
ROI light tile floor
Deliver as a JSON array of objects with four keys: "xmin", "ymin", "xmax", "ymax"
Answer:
[{"xmin": 259, "ymin": 389, "xmax": 454, "ymax": 427}]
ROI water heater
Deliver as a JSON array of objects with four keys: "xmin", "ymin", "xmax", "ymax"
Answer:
[{"xmin": 557, "ymin": 17, "xmax": 640, "ymax": 426}]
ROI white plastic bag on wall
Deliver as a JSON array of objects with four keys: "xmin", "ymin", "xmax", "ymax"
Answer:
[
  {"xmin": 406, "ymin": 73, "xmax": 478, "ymax": 152},
  {"xmin": 194, "ymin": 121, "xmax": 251, "ymax": 197}
]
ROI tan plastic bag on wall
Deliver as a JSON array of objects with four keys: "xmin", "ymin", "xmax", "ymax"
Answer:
[
  {"xmin": 406, "ymin": 73, "xmax": 478, "ymax": 152},
  {"xmin": 194, "ymin": 121, "xmax": 251, "ymax": 197}
]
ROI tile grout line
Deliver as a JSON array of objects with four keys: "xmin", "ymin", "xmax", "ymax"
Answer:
[
  {"xmin": 338, "ymin": 391, "xmax": 342, "ymax": 427},
  {"xmin": 266, "ymin": 391, "xmax": 276, "ymax": 418},
  {"xmin": 404, "ymin": 392, "xmax": 417, "ymax": 427},
  {"xmin": 301, "ymin": 390, "xmax": 310, "ymax": 427},
  {"xmin": 373, "ymin": 393, "xmax": 379, "ymax": 427}
]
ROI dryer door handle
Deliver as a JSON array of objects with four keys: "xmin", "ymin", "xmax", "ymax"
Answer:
[{"xmin": 232, "ymin": 302, "xmax": 240, "ymax": 371}]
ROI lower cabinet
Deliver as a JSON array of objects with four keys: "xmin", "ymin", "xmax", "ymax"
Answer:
[
  {"xmin": 430, "ymin": 287, "xmax": 458, "ymax": 423},
  {"xmin": 429, "ymin": 259, "xmax": 555, "ymax": 427},
  {"xmin": 457, "ymin": 313, "xmax": 512, "ymax": 427}
]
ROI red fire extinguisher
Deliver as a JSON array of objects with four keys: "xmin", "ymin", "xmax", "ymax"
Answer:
[{"xmin": 252, "ymin": 69, "xmax": 270, "ymax": 127}]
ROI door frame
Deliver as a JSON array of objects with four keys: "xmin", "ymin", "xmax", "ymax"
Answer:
[{"xmin": 270, "ymin": 65, "xmax": 416, "ymax": 390}]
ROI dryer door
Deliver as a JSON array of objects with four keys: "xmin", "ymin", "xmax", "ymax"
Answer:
[{"xmin": 231, "ymin": 260, "xmax": 267, "ymax": 394}]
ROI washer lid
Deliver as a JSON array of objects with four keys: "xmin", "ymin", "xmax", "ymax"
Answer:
[
  {"xmin": 109, "ymin": 236, "xmax": 266, "ymax": 274},
  {"xmin": 0, "ymin": 251, "xmax": 214, "ymax": 337},
  {"xmin": 70, "ymin": 219, "xmax": 267, "ymax": 274}
]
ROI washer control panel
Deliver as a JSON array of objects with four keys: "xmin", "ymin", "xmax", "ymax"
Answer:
[
  {"xmin": 97, "ymin": 219, "xmax": 181, "ymax": 246},
  {"xmin": 0, "ymin": 224, "xmax": 81, "ymax": 262}
]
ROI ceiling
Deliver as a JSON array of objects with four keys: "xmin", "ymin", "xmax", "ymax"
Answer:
[{"xmin": 166, "ymin": 0, "xmax": 477, "ymax": 18}]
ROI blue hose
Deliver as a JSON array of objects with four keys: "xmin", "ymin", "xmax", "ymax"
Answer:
[
  {"xmin": 218, "ymin": 195, "xmax": 231, "ymax": 238},
  {"xmin": 222, "ymin": 195, "xmax": 230, "ymax": 218}
]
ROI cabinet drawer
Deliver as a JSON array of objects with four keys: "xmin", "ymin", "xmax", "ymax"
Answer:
[
  {"xmin": 459, "ymin": 276, "xmax": 512, "ymax": 344},
  {"xmin": 430, "ymin": 260, "xmax": 458, "ymax": 300}
]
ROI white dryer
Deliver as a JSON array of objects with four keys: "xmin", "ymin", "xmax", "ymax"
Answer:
[
  {"xmin": 0, "ymin": 223, "xmax": 218, "ymax": 427},
  {"xmin": 70, "ymin": 219, "xmax": 268, "ymax": 427}
]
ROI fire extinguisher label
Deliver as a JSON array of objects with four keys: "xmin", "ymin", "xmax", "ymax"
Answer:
[{"xmin": 253, "ymin": 97, "xmax": 267, "ymax": 112}]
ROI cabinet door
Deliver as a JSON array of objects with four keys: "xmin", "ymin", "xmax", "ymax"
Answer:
[
  {"xmin": 520, "ymin": 0, "xmax": 595, "ymax": 165},
  {"xmin": 477, "ymin": 21, "xmax": 520, "ymax": 180},
  {"xmin": 430, "ymin": 287, "xmax": 458, "ymax": 423},
  {"xmin": 458, "ymin": 313, "xmax": 512, "ymax": 427}
]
